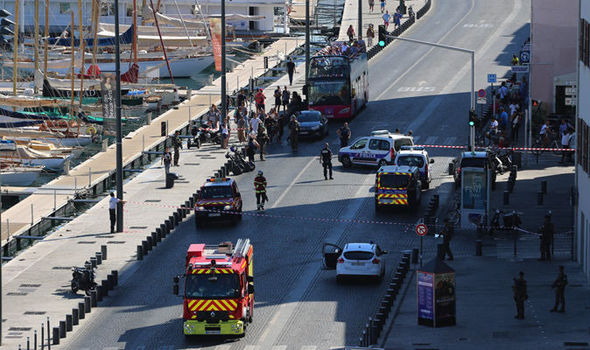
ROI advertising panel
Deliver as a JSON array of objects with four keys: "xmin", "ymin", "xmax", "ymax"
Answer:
[
  {"xmin": 209, "ymin": 18, "xmax": 222, "ymax": 72},
  {"xmin": 417, "ymin": 271, "xmax": 434, "ymax": 322}
]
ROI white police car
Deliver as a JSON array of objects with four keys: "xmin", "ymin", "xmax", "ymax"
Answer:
[
  {"xmin": 394, "ymin": 146, "xmax": 434, "ymax": 189},
  {"xmin": 338, "ymin": 130, "xmax": 414, "ymax": 168}
]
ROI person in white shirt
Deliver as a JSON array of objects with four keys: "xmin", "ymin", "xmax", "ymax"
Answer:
[
  {"xmin": 560, "ymin": 128, "xmax": 572, "ymax": 164},
  {"xmin": 109, "ymin": 192, "xmax": 126, "ymax": 233},
  {"xmin": 250, "ymin": 115, "xmax": 261, "ymax": 136}
]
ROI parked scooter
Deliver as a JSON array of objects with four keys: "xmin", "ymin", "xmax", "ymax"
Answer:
[
  {"xmin": 71, "ymin": 261, "xmax": 97, "ymax": 295},
  {"xmin": 225, "ymin": 146, "xmax": 254, "ymax": 175},
  {"xmin": 490, "ymin": 209, "xmax": 522, "ymax": 234}
]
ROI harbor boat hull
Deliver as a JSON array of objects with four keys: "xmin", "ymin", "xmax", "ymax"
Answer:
[{"xmin": 0, "ymin": 168, "xmax": 43, "ymax": 186}]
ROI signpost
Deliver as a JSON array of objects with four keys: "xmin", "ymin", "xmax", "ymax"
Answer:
[
  {"xmin": 416, "ymin": 223, "xmax": 427, "ymax": 267},
  {"xmin": 511, "ymin": 65, "xmax": 529, "ymax": 74},
  {"xmin": 488, "ymin": 74, "xmax": 497, "ymax": 118},
  {"xmin": 565, "ymin": 82, "xmax": 577, "ymax": 107},
  {"xmin": 477, "ymin": 89, "xmax": 487, "ymax": 105}
]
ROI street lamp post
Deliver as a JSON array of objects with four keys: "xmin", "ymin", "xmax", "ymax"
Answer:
[
  {"xmin": 114, "ymin": 0, "xmax": 124, "ymax": 231},
  {"xmin": 221, "ymin": 0, "xmax": 227, "ymax": 124},
  {"xmin": 305, "ymin": 0, "xmax": 310, "ymax": 108},
  {"xmin": 358, "ymin": 0, "xmax": 362, "ymax": 39}
]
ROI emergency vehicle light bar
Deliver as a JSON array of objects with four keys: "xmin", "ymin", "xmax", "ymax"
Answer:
[
  {"xmin": 400, "ymin": 146, "xmax": 425, "ymax": 151},
  {"xmin": 207, "ymin": 177, "xmax": 232, "ymax": 182}
]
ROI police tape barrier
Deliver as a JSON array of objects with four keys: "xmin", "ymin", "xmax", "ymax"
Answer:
[{"xmin": 414, "ymin": 144, "xmax": 576, "ymax": 152}]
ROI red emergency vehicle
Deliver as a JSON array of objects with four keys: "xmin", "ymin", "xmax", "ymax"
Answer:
[
  {"xmin": 173, "ymin": 239, "xmax": 254, "ymax": 336},
  {"xmin": 195, "ymin": 176, "xmax": 242, "ymax": 227}
]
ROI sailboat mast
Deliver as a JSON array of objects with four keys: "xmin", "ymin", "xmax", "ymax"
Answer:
[
  {"xmin": 133, "ymin": 0, "xmax": 138, "ymax": 65},
  {"xmin": 91, "ymin": 0, "xmax": 100, "ymax": 69},
  {"xmin": 78, "ymin": 0, "xmax": 86, "ymax": 109},
  {"xmin": 12, "ymin": 0, "xmax": 20, "ymax": 96},
  {"xmin": 43, "ymin": 0, "xmax": 49, "ymax": 82},
  {"xmin": 149, "ymin": 0, "xmax": 174, "ymax": 84},
  {"xmin": 34, "ymin": 0, "xmax": 40, "ymax": 93},
  {"xmin": 70, "ymin": 11, "xmax": 75, "ymax": 121}
]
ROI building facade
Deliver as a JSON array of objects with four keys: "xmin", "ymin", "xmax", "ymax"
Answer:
[{"xmin": 576, "ymin": 0, "xmax": 590, "ymax": 280}]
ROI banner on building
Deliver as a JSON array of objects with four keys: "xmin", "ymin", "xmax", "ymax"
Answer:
[
  {"xmin": 209, "ymin": 18, "xmax": 222, "ymax": 72},
  {"xmin": 100, "ymin": 73, "xmax": 117, "ymax": 132}
]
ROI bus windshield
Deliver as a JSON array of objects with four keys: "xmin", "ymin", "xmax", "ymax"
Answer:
[
  {"xmin": 309, "ymin": 81, "xmax": 350, "ymax": 106},
  {"xmin": 185, "ymin": 273, "xmax": 240, "ymax": 299}
]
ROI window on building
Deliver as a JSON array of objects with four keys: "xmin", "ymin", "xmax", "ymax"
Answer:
[
  {"xmin": 581, "ymin": 19, "xmax": 590, "ymax": 67},
  {"xmin": 585, "ymin": 123, "xmax": 589, "ymax": 173},
  {"xmin": 578, "ymin": 119, "xmax": 590, "ymax": 175},
  {"xmin": 59, "ymin": 2, "xmax": 70, "ymax": 14}
]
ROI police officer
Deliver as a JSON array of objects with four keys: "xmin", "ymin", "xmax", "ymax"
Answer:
[
  {"xmin": 550, "ymin": 265, "xmax": 568, "ymax": 313},
  {"xmin": 253, "ymin": 170, "xmax": 268, "ymax": 211},
  {"xmin": 441, "ymin": 218, "xmax": 454, "ymax": 260},
  {"xmin": 288, "ymin": 115, "xmax": 300, "ymax": 152},
  {"xmin": 337, "ymin": 122, "xmax": 351, "ymax": 148},
  {"xmin": 172, "ymin": 130, "xmax": 183, "ymax": 166},
  {"xmin": 320, "ymin": 143, "xmax": 334, "ymax": 180},
  {"xmin": 539, "ymin": 214, "xmax": 554, "ymax": 261},
  {"xmin": 512, "ymin": 271, "xmax": 528, "ymax": 319}
]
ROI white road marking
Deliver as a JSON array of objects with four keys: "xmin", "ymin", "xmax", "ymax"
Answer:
[
  {"xmin": 244, "ymin": 345, "xmax": 261, "ymax": 350},
  {"xmin": 425, "ymin": 136, "xmax": 438, "ymax": 145},
  {"xmin": 272, "ymin": 346, "xmax": 288, "ymax": 350},
  {"xmin": 443, "ymin": 137, "xmax": 457, "ymax": 146},
  {"xmin": 271, "ymin": 157, "xmax": 317, "ymax": 208},
  {"xmin": 397, "ymin": 86, "xmax": 436, "ymax": 92},
  {"xmin": 463, "ymin": 23, "xmax": 494, "ymax": 28},
  {"xmin": 301, "ymin": 346, "xmax": 317, "ymax": 350},
  {"xmin": 214, "ymin": 345, "xmax": 231, "ymax": 350}
]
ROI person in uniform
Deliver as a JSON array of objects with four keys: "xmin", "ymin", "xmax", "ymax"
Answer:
[
  {"xmin": 253, "ymin": 171, "xmax": 268, "ymax": 211},
  {"xmin": 320, "ymin": 143, "xmax": 334, "ymax": 180},
  {"xmin": 441, "ymin": 218, "xmax": 454, "ymax": 260},
  {"xmin": 337, "ymin": 122, "xmax": 352, "ymax": 148},
  {"xmin": 512, "ymin": 271, "xmax": 528, "ymax": 319},
  {"xmin": 172, "ymin": 130, "xmax": 183, "ymax": 166},
  {"xmin": 550, "ymin": 265, "xmax": 568, "ymax": 312},
  {"xmin": 288, "ymin": 115, "xmax": 300, "ymax": 152},
  {"xmin": 539, "ymin": 214, "xmax": 554, "ymax": 261}
]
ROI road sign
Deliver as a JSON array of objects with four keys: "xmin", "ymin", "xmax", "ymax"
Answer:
[
  {"xmin": 519, "ymin": 50, "xmax": 530, "ymax": 64},
  {"xmin": 565, "ymin": 80, "xmax": 577, "ymax": 86},
  {"xmin": 416, "ymin": 223, "xmax": 428, "ymax": 236},
  {"xmin": 511, "ymin": 65, "xmax": 529, "ymax": 74},
  {"xmin": 565, "ymin": 87, "xmax": 577, "ymax": 95},
  {"xmin": 487, "ymin": 74, "xmax": 496, "ymax": 83},
  {"xmin": 477, "ymin": 97, "xmax": 487, "ymax": 104},
  {"xmin": 477, "ymin": 89, "xmax": 486, "ymax": 98},
  {"xmin": 565, "ymin": 97, "xmax": 576, "ymax": 106}
]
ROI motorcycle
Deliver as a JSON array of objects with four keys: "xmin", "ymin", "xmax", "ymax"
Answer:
[
  {"xmin": 490, "ymin": 209, "xmax": 522, "ymax": 234},
  {"xmin": 190, "ymin": 122, "xmax": 221, "ymax": 147},
  {"xmin": 71, "ymin": 262, "xmax": 97, "ymax": 295},
  {"xmin": 226, "ymin": 146, "xmax": 254, "ymax": 175}
]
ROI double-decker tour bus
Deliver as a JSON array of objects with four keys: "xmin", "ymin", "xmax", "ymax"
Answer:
[{"xmin": 307, "ymin": 42, "xmax": 369, "ymax": 119}]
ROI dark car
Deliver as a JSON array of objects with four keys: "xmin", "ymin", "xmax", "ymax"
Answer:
[
  {"xmin": 297, "ymin": 110, "xmax": 329, "ymax": 138},
  {"xmin": 451, "ymin": 151, "xmax": 497, "ymax": 189}
]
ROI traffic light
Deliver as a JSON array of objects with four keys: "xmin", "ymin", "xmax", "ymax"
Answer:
[
  {"xmin": 469, "ymin": 109, "xmax": 478, "ymax": 128},
  {"xmin": 532, "ymin": 99, "xmax": 540, "ymax": 107},
  {"xmin": 0, "ymin": 9, "xmax": 14, "ymax": 51},
  {"xmin": 378, "ymin": 25, "xmax": 387, "ymax": 47}
]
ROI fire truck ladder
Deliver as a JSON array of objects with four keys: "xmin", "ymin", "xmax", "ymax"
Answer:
[{"xmin": 233, "ymin": 238, "xmax": 251, "ymax": 259}]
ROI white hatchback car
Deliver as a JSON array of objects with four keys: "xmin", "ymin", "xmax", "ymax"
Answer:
[{"xmin": 323, "ymin": 242, "xmax": 387, "ymax": 283}]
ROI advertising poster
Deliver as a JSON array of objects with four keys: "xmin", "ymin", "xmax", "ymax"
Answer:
[
  {"xmin": 209, "ymin": 18, "xmax": 222, "ymax": 72},
  {"xmin": 434, "ymin": 272, "xmax": 456, "ymax": 325},
  {"xmin": 100, "ymin": 73, "xmax": 117, "ymax": 132},
  {"xmin": 417, "ymin": 271, "xmax": 434, "ymax": 321},
  {"xmin": 462, "ymin": 169, "xmax": 486, "ymax": 210}
]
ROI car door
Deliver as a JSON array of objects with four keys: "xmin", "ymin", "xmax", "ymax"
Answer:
[
  {"xmin": 368, "ymin": 138, "xmax": 391, "ymax": 165},
  {"xmin": 322, "ymin": 243, "xmax": 341, "ymax": 270},
  {"xmin": 348, "ymin": 137, "xmax": 369, "ymax": 164}
]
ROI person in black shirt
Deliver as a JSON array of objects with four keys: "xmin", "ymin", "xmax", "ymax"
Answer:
[
  {"xmin": 287, "ymin": 58, "xmax": 296, "ymax": 86},
  {"xmin": 172, "ymin": 130, "xmax": 182, "ymax": 166},
  {"xmin": 237, "ymin": 89, "xmax": 247, "ymax": 107},
  {"xmin": 320, "ymin": 143, "xmax": 333, "ymax": 180},
  {"xmin": 337, "ymin": 122, "xmax": 351, "ymax": 148}
]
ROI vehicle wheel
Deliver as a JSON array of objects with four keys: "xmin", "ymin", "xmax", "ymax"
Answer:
[
  {"xmin": 70, "ymin": 281, "xmax": 79, "ymax": 294},
  {"xmin": 341, "ymin": 156, "xmax": 352, "ymax": 168},
  {"xmin": 238, "ymin": 208, "xmax": 243, "ymax": 220},
  {"xmin": 378, "ymin": 159, "xmax": 387, "ymax": 168},
  {"xmin": 85, "ymin": 284, "xmax": 96, "ymax": 296}
]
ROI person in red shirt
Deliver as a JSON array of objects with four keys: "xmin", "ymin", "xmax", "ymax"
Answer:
[{"xmin": 255, "ymin": 89, "xmax": 266, "ymax": 112}]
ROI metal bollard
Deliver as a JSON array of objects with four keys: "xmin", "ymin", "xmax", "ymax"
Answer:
[
  {"xmin": 475, "ymin": 239, "xmax": 482, "ymax": 256},
  {"xmin": 72, "ymin": 308, "xmax": 79, "ymax": 325},
  {"xmin": 503, "ymin": 191, "xmax": 510, "ymax": 205},
  {"xmin": 84, "ymin": 296, "xmax": 91, "ymax": 312},
  {"xmin": 541, "ymin": 180, "xmax": 547, "ymax": 194},
  {"xmin": 142, "ymin": 240, "xmax": 149, "ymax": 256},
  {"xmin": 52, "ymin": 328, "xmax": 59, "ymax": 344},
  {"xmin": 96, "ymin": 285, "xmax": 103, "ymax": 301},
  {"xmin": 537, "ymin": 191, "xmax": 544, "ymax": 205},
  {"xmin": 102, "ymin": 280, "xmax": 110, "ymax": 296},
  {"xmin": 59, "ymin": 321, "xmax": 65, "ymax": 338},
  {"xmin": 90, "ymin": 290, "xmax": 97, "ymax": 307},
  {"xmin": 107, "ymin": 274, "xmax": 115, "ymax": 290},
  {"xmin": 101, "ymin": 245, "xmax": 107, "ymax": 261},
  {"xmin": 155, "ymin": 228, "xmax": 162, "ymax": 242},
  {"xmin": 165, "ymin": 219, "xmax": 173, "ymax": 230},
  {"xmin": 89, "ymin": 257, "xmax": 97, "ymax": 268},
  {"xmin": 65, "ymin": 315, "xmax": 72, "ymax": 332},
  {"xmin": 151, "ymin": 232, "xmax": 158, "ymax": 246},
  {"xmin": 111, "ymin": 270, "xmax": 118, "ymax": 286},
  {"xmin": 47, "ymin": 318, "xmax": 51, "ymax": 350},
  {"xmin": 160, "ymin": 223, "xmax": 168, "ymax": 237},
  {"xmin": 146, "ymin": 236, "xmax": 153, "ymax": 250},
  {"xmin": 173, "ymin": 212, "xmax": 180, "ymax": 225},
  {"xmin": 137, "ymin": 245, "xmax": 143, "ymax": 260},
  {"xmin": 95, "ymin": 252, "xmax": 102, "ymax": 265},
  {"xmin": 78, "ymin": 302, "xmax": 85, "ymax": 320}
]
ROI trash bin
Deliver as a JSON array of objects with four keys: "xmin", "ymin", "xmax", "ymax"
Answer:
[{"xmin": 166, "ymin": 173, "xmax": 178, "ymax": 189}]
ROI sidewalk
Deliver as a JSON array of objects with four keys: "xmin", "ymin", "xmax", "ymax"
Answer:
[{"xmin": 381, "ymin": 155, "xmax": 582, "ymax": 350}]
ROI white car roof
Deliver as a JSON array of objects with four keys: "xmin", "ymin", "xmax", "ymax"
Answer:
[
  {"xmin": 396, "ymin": 150, "xmax": 428, "ymax": 157},
  {"xmin": 343, "ymin": 243, "xmax": 375, "ymax": 252}
]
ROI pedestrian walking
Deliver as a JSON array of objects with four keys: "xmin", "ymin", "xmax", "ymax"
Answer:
[
  {"xmin": 550, "ymin": 265, "xmax": 568, "ymax": 312},
  {"xmin": 287, "ymin": 58, "xmax": 296, "ymax": 86},
  {"xmin": 207, "ymin": 104, "xmax": 220, "ymax": 129},
  {"xmin": 172, "ymin": 130, "xmax": 182, "ymax": 166},
  {"xmin": 108, "ymin": 192, "xmax": 126, "ymax": 233},
  {"xmin": 246, "ymin": 135, "xmax": 258, "ymax": 163},
  {"xmin": 380, "ymin": 0, "xmax": 386, "ymax": 13},
  {"xmin": 368, "ymin": 0, "xmax": 375, "ymax": 12},
  {"xmin": 255, "ymin": 88, "xmax": 266, "ymax": 112},
  {"xmin": 274, "ymin": 86, "xmax": 282, "ymax": 109},
  {"xmin": 393, "ymin": 9, "xmax": 402, "ymax": 29},
  {"xmin": 366, "ymin": 25, "xmax": 375, "ymax": 47},
  {"xmin": 254, "ymin": 170, "xmax": 268, "ymax": 210},
  {"xmin": 382, "ymin": 10, "xmax": 391, "ymax": 29},
  {"xmin": 288, "ymin": 115, "xmax": 300, "ymax": 152},
  {"xmin": 337, "ymin": 122, "xmax": 351, "ymax": 148},
  {"xmin": 512, "ymin": 54, "xmax": 520, "ymax": 65},
  {"xmin": 559, "ymin": 127, "xmax": 572, "ymax": 164},
  {"xmin": 237, "ymin": 88, "xmax": 247, "ymax": 107},
  {"xmin": 282, "ymin": 86, "xmax": 290, "ymax": 113},
  {"xmin": 221, "ymin": 123, "xmax": 229, "ymax": 149},
  {"xmin": 347, "ymin": 25, "xmax": 355, "ymax": 42},
  {"xmin": 512, "ymin": 271, "xmax": 528, "ymax": 319},
  {"xmin": 511, "ymin": 112, "xmax": 521, "ymax": 144},
  {"xmin": 257, "ymin": 123, "xmax": 269, "ymax": 161},
  {"xmin": 539, "ymin": 214, "xmax": 554, "ymax": 261},
  {"xmin": 441, "ymin": 218, "xmax": 454, "ymax": 260},
  {"xmin": 320, "ymin": 143, "xmax": 334, "ymax": 180},
  {"xmin": 237, "ymin": 115, "xmax": 246, "ymax": 143},
  {"xmin": 162, "ymin": 147, "xmax": 172, "ymax": 174}
]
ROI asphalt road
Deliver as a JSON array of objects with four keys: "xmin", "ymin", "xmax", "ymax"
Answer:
[{"xmin": 61, "ymin": 0, "xmax": 530, "ymax": 349}]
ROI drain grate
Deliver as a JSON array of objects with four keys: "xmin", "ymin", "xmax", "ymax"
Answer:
[
  {"xmin": 20, "ymin": 284, "xmax": 41, "ymax": 288},
  {"xmin": 4, "ymin": 335, "xmax": 23, "ymax": 339},
  {"xmin": 77, "ymin": 241, "xmax": 96, "ymax": 244},
  {"xmin": 129, "ymin": 226, "xmax": 148, "ymax": 229},
  {"xmin": 52, "ymin": 266, "xmax": 71, "ymax": 270},
  {"xmin": 9, "ymin": 327, "xmax": 31, "ymax": 331},
  {"xmin": 97, "ymin": 235, "xmax": 115, "ymax": 239},
  {"xmin": 184, "ymin": 163, "xmax": 200, "ymax": 165},
  {"xmin": 107, "ymin": 241, "xmax": 126, "ymax": 244},
  {"xmin": 24, "ymin": 311, "xmax": 46, "ymax": 315},
  {"xmin": 7, "ymin": 292, "xmax": 28, "ymax": 296},
  {"xmin": 145, "ymin": 199, "xmax": 161, "ymax": 202}
]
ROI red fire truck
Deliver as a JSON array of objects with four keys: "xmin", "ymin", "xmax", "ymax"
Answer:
[{"xmin": 173, "ymin": 239, "xmax": 254, "ymax": 337}]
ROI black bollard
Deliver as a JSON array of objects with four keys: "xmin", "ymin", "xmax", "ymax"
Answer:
[
  {"xmin": 89, "ymin": 257, "xmax": 97, "ymax": 268},
  {"xmin": 142, "ymin": 240, "xmax": 149, "ymax": 256},
  {"xmin": 107, "ymin": 274, "xmax": 115, "ymax": 290},
  {"xmin": 52, "ymin": 328, "xmax": 59, "ymax": 345},
  {"xmin": 137, "ymin": 245, "xmax": 143, "ymax": 260},
  {"xmin": 503, "ymin": 191, "xmax": 510, "ymax": 205},
  {"xmin": 160, "ymin": 223, "xmax": 168, "ymax": 237},
  {"xmin": 146, "ymin": 236, "xmax": 153, "ymax": 250},
  {"xmin": 102, "ymin": 280, "xmax": 110, "ymax": 296},
  {"xmin": 78, "ymin": 302, "xmax": 85, "ymax": 320},
  {"xmin": 155, "ymin": 228, "xmax": 162, "ymax": 242},
  {"xmin": 537, "ymin": 191, "xmax": 544, "ymax": 205},
  {"xmin": 90, "ymin": 290, "xmax": 97, "ymax": 307},
  {"xmin": 95, "ymin": 252, "xmax": 102, "ymax": 265},
  {"xmin": 59, "ymin": 321, "xmax": 65, "ymax": 338},
  {"xmin": 72, "ymin": 308, "xmax": 79, "ymax": 325},
  {"xmin": 475, "ymin": 239, "xmax": 482, "ymax": 256},
  {"xmin": 412, "ymin": 248, "xmax": 419, "ymax": 264},
  {"xmin": 151, "ymin": 232, "xmax": 158, "ymax": 246},
  {"xmin": 96, "ymin": 285, "xmax": 103, "ymax": 301},
  {"xmin": 111, "ymin": 270, "xmax": 118, "ymax": 286},
  {"xmin": 101, "ymin": 245, "xmax": 107, "ymax": 261},
  {"xmin": 541, "ymin": 180, "xmax": 547, "ymax": 194}
]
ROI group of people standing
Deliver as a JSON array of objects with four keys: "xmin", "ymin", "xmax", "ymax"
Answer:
[{"xmin": 485, "ymin": 76, "xmax": 529, "ymax": 147}]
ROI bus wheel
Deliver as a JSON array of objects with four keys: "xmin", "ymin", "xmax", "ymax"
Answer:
[{"xmin": 341, "ymin": 156, "xmax": 352, "ymax": 168}]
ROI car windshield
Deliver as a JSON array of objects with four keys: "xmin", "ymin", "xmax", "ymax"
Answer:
[
  {"xmin": 460, "ymin": 157, "xmax": 487, "ymax": 168},
  {"xmin": 309, "ymin": 80, "xmax": 350, "ymax": 106},
  {"xmin": 185, "ymin": 273, "xmax": 240, "ymax": 299},
  {"xmin": 343, "ymin": 251, "xmax": 374, "ymax": 260},
  {"xmin": 298, "ymin": 112, "xmax": 321, "ymax": 123},
  {"xmin": 379, "ymin": 174, "xmax": 410, "ymax": 188},
  {"xmin": 201, "ymin": 185, "xmax": 232, "ymax": 199},
  {"xmin": 397, "ymin": 156, "xmax": 425, "ymax": 167}
]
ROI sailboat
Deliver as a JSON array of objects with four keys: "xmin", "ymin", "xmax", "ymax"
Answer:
[{"xmin": 0, "ymin": 162, "xmax": 44, "ymax": 186}]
